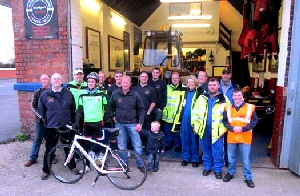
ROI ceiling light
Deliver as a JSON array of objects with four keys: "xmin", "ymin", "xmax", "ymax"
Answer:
[
  {"xmin": 111, "ymin": 13, "xmax": 127, "ymax": 27},
  {"xmin": 168, "ymin": 15, "xmax": 212, "ymax": 20},
  {"xmin": 85, "ymin": 0, "xmax": 100, "ymax": 11},
  {"xmin": 172, "ymin": 23, "xmax": 210, "ymax": 28}
]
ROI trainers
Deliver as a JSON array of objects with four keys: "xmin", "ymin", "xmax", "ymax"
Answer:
[
  {"xmin": 52, "ymin": 158, "xmax": 58, "ymax": 164},
  {"xmin": 79, "ymin": 166, "xmax": 90, "ymax": 174},
  {"xmin": 41, "ymin": 172, "xmax": 50, "ymax": 180},
  {"xmin": 165, "ymin": 146, "xmax": 172, "ymax": 151},
  {"xmin": 223, "ymin": 173, "xmax": 234, "ymax": 182},
  {"xmin": 71, "ymin": 168, "xmax": 81, "ymax": 175},
  {"xmin": 214, "ymin": 172, "xmax": 222, "ymax": 179},
  {"xmin": 202, "ymin": 170, "xmax": 211, "ymax": 176},
  {"xmin": 245, "ymin": 180, "xmax": 255, "ymax": 188},
  {"xmin": 181, "ymin": 161, "xmax": 188, "ymax": 166},
  {"xmin": 138, "ymin": 166, "xmax": 145, "ymax": 173},
  {"xmin": 174, "ymin": 147, "xmax": 182, "ymax": 152},
  {"xmin": 24, "ymin": 160, "xmax": 37, "ymax": 167}
]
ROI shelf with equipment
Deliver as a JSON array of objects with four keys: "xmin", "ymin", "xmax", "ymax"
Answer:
[{"xmin": 183, "ymin": 49, "xmax": 207, "ymax": 73}]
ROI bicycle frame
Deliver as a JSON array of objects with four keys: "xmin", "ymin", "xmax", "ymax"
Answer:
[{"xmin": 65, "ymin": 134, "xmax": 127, "ymax": 174}]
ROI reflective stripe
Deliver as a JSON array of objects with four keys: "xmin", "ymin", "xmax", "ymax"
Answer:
[
  {"xmin": 212, "ymin": 119, "xmax": 222, "ymax": 123},
  {"xmin": 227, "ymin": 104, "xmax": 252, "ymax": 124},
  {"xmin": 166, "ymin": 103, "xmax": 180, "ymax": 107},
  {"xmin": 246, "ymin": 104, "xmax": 253, "ymax": 122},
  {"xmin": 231, "ymin": 117, "xmax": 250, "ymax": 123},
  {"xmin": 227, "ymin": 105, "xmax": 232, "ymax": 122}
]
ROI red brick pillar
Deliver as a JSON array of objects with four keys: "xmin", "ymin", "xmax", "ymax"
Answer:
[
  {"xmin": 271, "ymin": 86, "xmax": 286, "ymax": 166},
  {"xmin": 12, "ymin": 0, "xmax": 70, "ymax": 133}
]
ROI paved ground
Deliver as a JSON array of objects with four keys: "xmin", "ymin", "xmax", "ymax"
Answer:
[
  {"xmin": 0, "ymin": 79, "xmax": 20, "ymax": 143},
  {"xmin": 0, "ymin": 140, "xmax": 300, "ymax": 196}
]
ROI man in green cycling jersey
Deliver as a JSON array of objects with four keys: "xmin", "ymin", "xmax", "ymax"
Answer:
[{"xmin": 74, "ymin": 72, "xmax": 108, "ymax": 172}]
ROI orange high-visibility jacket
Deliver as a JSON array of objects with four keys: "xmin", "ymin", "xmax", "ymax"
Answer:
[{"xmin": 226, "ymin": 103, "xmax": 255, "ymax": 144}]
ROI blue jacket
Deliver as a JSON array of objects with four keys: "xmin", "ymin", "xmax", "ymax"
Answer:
[
  {"xmin": 38, "ymin": 88, "xmax": 76, "ymax": 128},
  {"xmin": 219, "ymin": 80, "xmax": 239, "ymax": 104}
]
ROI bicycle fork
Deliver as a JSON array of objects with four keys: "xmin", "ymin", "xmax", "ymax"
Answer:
[{"xmin": 64, "ymin": 144, "xmax": 76, "ymax": 166}]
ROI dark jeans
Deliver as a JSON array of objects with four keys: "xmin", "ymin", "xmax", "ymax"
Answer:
[
  {"xmin": 153, "ymin": 108, "xmax": 163, "ymax": 121},
  {"xmin": 29, "ymin": 122, "xmax": 44, "ymax": 161}
]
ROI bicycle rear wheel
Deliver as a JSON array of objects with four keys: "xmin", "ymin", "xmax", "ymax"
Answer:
[
  {"xmin": 47, "ymin": 144, "xmax": 86, "ymax": 184},
  {"xmin": 105, "ymin": 150, "xmax": 147, "ymax": 190}
]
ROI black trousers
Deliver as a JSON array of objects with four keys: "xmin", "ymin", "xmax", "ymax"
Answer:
[{"xmin": 42, "ymin": 128, "xmax": 76, "ymax": 174}]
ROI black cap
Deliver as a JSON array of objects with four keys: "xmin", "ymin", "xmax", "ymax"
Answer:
[{"xmin": 222, "ymin": 67, "xmax": 231, "ymax": 74}]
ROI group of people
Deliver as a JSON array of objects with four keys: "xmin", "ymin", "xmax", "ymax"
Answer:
[{"xmin": 23, "ymin": 66, "xmax": 258, "ymax": 188}]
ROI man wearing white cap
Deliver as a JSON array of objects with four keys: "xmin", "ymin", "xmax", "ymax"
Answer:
[{"xmin": 67, "ymin": 68, "xmax": 88, "ymax": 132}]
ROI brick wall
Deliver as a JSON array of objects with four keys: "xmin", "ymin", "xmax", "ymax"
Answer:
[
  {"xmin": 18, "ymin": 91, "xmax": 35, "ymax": 133},
  {"xmin": 0, "ymin": 69, "xmax": 16, "ymax": 79},
  {"xmin": 271, "ymin": 2, "xmax": 294, "ymax": 166},
  {"xmin": 12, "ymin": 0, "xmax": 70, "ymax": 133}
]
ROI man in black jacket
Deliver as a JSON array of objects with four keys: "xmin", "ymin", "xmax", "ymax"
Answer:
[
  {"xmin": 133, "ymin": 71, "xmax": 157, "ymax": 147},
  {"xmin": 109, "ymin": 76, "xmax": 145, "ymax": 172},
  {"xmin": 107, "ymin": 70, "xmax": 123, "ymax": 100},
  {"xmin": 148, "ymin": 67, "xmax": 167, "ymax": 121},
  {"xmin": 24, "ymin": 74, "xmax": 51, "ymax": 167},
  {"xmin": 38, "ymin": 73, "xmax": 77, "ymax": 180}
]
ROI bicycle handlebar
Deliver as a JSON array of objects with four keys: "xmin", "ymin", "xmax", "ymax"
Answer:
[
  {"xmin": 55, "ymin": 125, "xmax": 120, "ymax": 135},
  {"xmin": 102, "ymin": 127, "xmax": 120, "ymax": 133}
]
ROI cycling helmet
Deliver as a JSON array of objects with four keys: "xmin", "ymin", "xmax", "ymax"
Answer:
[{"xmin": 87, "ymin": 72, "xmax": 99, "ymax": 82}]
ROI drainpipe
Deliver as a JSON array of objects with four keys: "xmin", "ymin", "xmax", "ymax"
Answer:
[{"xmin": 67, "ymin": 0, "xmax": 73, "ymax": 81}]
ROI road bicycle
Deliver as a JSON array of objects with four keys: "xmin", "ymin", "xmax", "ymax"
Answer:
[{"xmin": 47, "ymin": 125, "xmax": 147, "ymax": 190}]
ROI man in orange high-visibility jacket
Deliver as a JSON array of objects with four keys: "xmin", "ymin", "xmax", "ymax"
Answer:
[{"xmin": 222, "ymin": 87, "xmax": 258, "ymax": 188}]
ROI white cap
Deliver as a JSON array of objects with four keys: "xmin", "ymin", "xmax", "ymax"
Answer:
[{"xmin": 74, "ymin": 68, "xmax": 83, "ymax": 75}]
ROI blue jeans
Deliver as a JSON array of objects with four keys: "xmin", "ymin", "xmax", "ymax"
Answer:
[
  {"xmin": 164, "ymin": 122, "xmax": 181, "ymax": 148},
  {"xmin": 29, "ymin": 122, "xmax": 44, "ymax": 161},
  {"xmin": 227, "ymin": 143, "xmax": 253, "ymax": 180},
  {"xmin": 200, "ymin": 130, "xmax": 224, "ymax": 173},
  {"xmin": 148, "ymin": 154, "xmax": 160, "ymax": 170},
  {"xmin": 115, "ymin": 123, "xmax": 144, "ymax": 167}
]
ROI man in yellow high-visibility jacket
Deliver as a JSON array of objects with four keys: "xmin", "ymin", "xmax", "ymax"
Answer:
[
  {"xmin": 191, "ymin": 78, "xmax": 229, "ymax": 179},
  {"xmin": 162, "ymin": 72, "xmax": 185, "ymax": 152},
  {"xmin": 222, "ymin": 87, "xmax": 258, "ymax": 188}
]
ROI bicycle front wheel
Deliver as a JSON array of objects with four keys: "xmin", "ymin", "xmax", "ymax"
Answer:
[
  {"xmin": 47, "ymin": 144, "xmax": 86, "ymax": 184},
  {"xmin": 105, "ymin": 150, "xmax": 147, "ymax": 190}
]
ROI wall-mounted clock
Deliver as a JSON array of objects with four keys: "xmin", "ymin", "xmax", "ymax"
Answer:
[{"xmin": 206, "ymin": 26, "xmax": 215, "ymax": 35}]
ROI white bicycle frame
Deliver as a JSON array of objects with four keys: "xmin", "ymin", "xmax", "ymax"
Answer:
[{"xmin": 64, "ymin": 127, "xmax": 127, "ymax": 174}]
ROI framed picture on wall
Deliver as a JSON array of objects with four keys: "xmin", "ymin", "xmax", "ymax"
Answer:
[
  {"xmin": 123, "ymin": 31, "xmax": 130, "ymax": 70},
  {"xmin": 86, "ymin": 27, "xmax": 101, "ymax": 68},
  {"xmin": 268, "ymin": 57, "xmax": 279, "ymax": 73},
  {"xmin": 133, "ymin": 26, "xmax": 142, "ymax": 55},
  {"xmin": 212, "ymin": 66, "xmax": 226, "ymax": 77},
  {"xmin": 252, "ymin": 59, "xmax": 266, "ymax": 72},
  {"xmin": 108, "ymin": 35, "xmax": 124, "ymax": 71}
]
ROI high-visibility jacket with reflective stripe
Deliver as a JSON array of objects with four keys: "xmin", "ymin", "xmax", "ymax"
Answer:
[
  {"xmin": 191, "ymin": 93, "xmax": 229, "ymax": 143},
  {"xmin": 162, "ymin": 84, "xmax": 185, "ymax": 125},
  {"xmin": 226, "ymin": 103, "xmax": 255, "ymax": 144}
]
